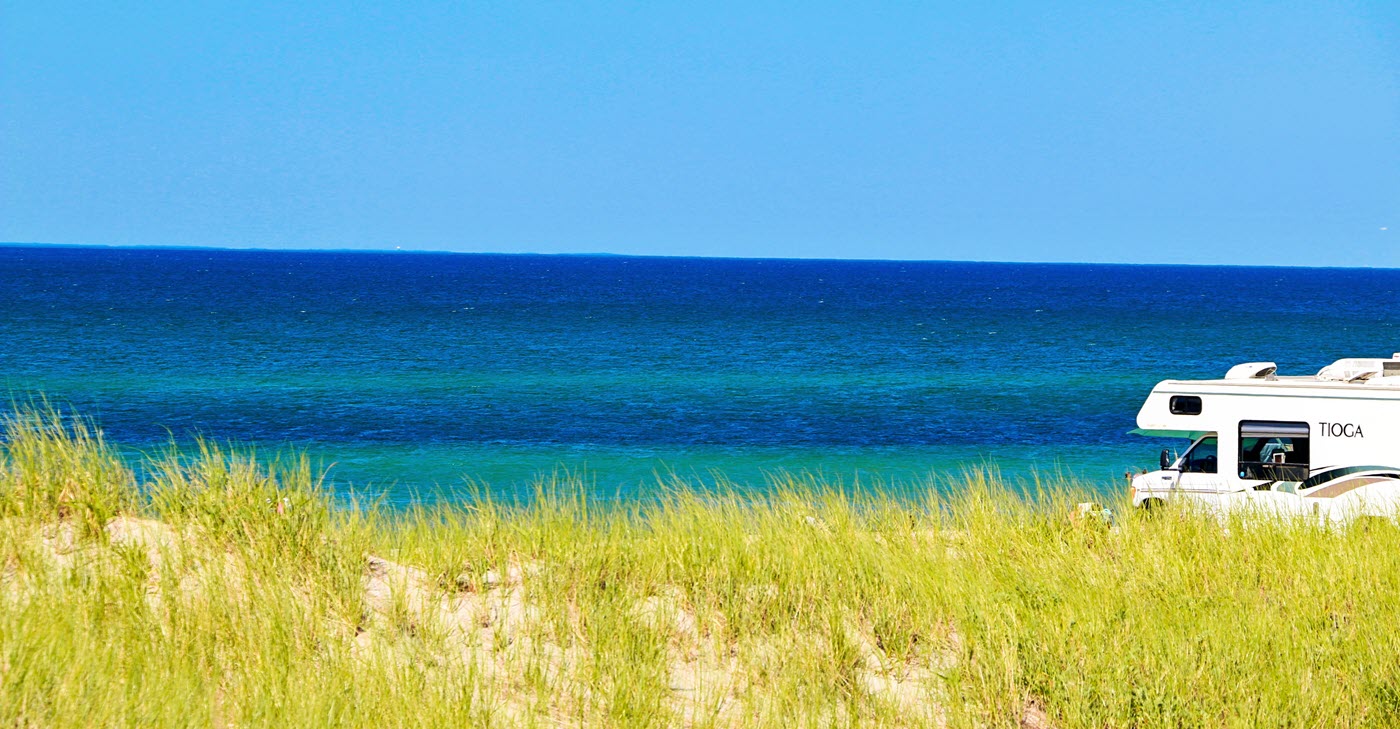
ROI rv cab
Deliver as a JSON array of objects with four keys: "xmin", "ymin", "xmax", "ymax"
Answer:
[
  {"xmin": 1161, "ymin": 434, "xmax": 1222, "ymax": 488},
  {"xmin": 1129, "ymin": 357, "xmax": 1400, "ymax": 522}
]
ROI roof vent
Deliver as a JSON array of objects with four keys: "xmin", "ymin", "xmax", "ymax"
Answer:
[
  {"xmin": 1317, "ymin": 358, "xmax": 1388, "ymax": 382},
  {"xmin": 1225, "ymin": 362, "xmax": 1277, "ymax": 380}
]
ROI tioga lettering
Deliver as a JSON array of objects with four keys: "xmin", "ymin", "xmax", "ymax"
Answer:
[{"xmin": 1319, "ymin": 422, "xmax": 1364, "ymax": 438}]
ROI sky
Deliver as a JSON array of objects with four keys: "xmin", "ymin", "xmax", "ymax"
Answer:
[{"xmin": 1, "ymin": 1, "xmax": 1397, "ymax": 265}]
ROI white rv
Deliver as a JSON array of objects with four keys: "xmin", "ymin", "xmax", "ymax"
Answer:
[{"xmin": 1130, "ymin": 356, "xmax": 1400, "ymax": 521}]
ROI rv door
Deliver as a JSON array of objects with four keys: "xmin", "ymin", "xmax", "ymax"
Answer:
[{"xmin": 1169, "ymin": 434, "xmax": 1227, "ymax": 504}]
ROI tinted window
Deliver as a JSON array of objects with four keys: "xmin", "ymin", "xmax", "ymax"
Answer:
[
  {"xmin": 1238, "ymin": 420, "xmax": 1309, "ymax": 481},
  {"xmin": 1182, "ymin": 437, "xmax": 1218, "ymax": 473},
  {"xmin": 1170, "ymin": 396, "xmax": 1202, "ymax": 415}
]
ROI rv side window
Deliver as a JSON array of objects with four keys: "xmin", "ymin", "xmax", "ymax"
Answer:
[
  {"xmin": 1238, "ymin": 421, "xmax": 1310, "ymax": 481},
  {"xmin": 1169, "ymin": 396, "xmax": 1202, "ymax": 415},
  {"xmin": 1181, "ymin": 436, "xmax": 1218, "ymax": 474}
]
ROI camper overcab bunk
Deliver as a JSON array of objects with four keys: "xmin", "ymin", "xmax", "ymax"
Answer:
[{"xmin": 1130, "ymin": 356, "xmax": 1400, "ymax": 521}]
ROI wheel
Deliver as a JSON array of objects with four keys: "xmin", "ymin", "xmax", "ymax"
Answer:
[{"xmin": 1352, "ymin": 515, "xmax": 1396, "ymax": 533}]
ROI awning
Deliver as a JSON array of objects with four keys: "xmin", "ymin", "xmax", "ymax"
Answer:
[
  {"xmin": 1128, "ymin": 428, "xmax": 1208, "ymax": 440},
  {"xmin": 1240, "ymin": 420, "xmax": 1309, "ymax": 438}
]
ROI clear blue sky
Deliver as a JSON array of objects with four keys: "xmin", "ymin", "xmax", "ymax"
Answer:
[{"xmin": 2, "ymin": 2, "xmax": 1397, "ymax": 265}]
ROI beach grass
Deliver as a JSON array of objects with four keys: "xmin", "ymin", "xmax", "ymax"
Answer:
[{"xmin": 4, "ymin": 404, "xmax": 1400, "ymax": 727}]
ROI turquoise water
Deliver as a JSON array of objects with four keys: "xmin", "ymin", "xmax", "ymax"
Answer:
[{"xmin": 4, "ymin": 245, "xmax": 1399, "ymax": 503}]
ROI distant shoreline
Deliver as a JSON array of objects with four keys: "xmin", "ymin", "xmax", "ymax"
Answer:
[{"xmin": 4, "ymin": 240, "xmax": 1394, "ymax": 271}]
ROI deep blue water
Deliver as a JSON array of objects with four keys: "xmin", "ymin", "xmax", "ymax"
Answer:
[{"xmin": 3, "ymin": 245, "xmax": 1397, "ymax": 502}]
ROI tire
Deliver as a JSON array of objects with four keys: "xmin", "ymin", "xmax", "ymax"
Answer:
[{"xmin": 1139, "ymin": 498, "xmax": 1167, "ymax": 513}]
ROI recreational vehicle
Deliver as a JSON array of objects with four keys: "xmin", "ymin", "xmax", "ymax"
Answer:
[{"xmin": 1130, "ymin": 357, "xmax": 1400, "ymax": 521}]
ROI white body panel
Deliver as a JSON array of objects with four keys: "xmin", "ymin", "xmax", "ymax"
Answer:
[{"xmin": 1129, "ymin": 366, "xmax": 1400, "ymax": 522}]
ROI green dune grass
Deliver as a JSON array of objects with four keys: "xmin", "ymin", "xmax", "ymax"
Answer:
[{"xmin": 3, "ymin": 404, "xmax": 1400, "ymax": 727}]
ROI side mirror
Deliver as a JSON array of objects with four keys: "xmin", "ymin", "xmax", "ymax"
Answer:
[{"xmin": 1160, "ymin": 448, "xmax": 1173, "ymax": 470}]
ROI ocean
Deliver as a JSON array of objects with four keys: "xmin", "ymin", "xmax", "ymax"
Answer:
[{"xmin": 3, "ymin": 245, "xmax": 1397, "ymax": 504}]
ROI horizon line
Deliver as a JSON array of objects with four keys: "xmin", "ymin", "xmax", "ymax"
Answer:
[{"xmin": 1, "ymin": 240, "xmax": 1395, "ymax": 272}]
